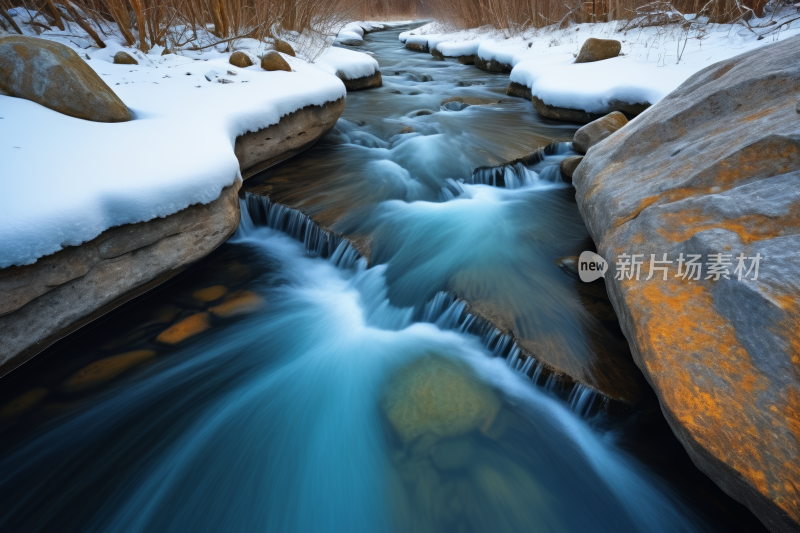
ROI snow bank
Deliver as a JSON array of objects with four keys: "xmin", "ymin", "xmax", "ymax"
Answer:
[
  {"xmin": 336, "ymin": 20, "xmax": 415, "ymax": 44},
  {"xmin": 0, "ymin": 32, "xmax": 349, "ymax": 267},
  {"xmin": 400, "ymin": 17, "xmax": 800, "ymax": 113},
  {"xmin": 315, "ymin": 46, "xmax": 380, "ymax": 80}
]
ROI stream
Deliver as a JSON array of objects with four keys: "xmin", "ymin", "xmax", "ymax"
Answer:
[{"xmin": 0, "ymin": 25, "xmax": 767, "ymax": 532}]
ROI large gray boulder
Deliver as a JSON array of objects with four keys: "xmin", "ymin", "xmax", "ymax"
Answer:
[
  {"xmin": 572, "ymin": 111, "xmax": 628, "ymax": 154},
  {"xmin": 574, "ymin": 35, "xmax": 800, "ymax": 533},
  {"xmin": 0, "ymin": 36, "xmax": 131, "ymax": 122}
]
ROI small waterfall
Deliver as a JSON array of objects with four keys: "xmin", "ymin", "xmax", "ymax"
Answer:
[
  {"xmin": 239, "ymin": 192, "xmax": 362, "ymax": 268},
  {"xmin": 419, "ymin": 290, "xmax": 605, "ymax": 418},
  {"xmin": 239, "ymin": 194, "xmax": 603, "ymax": 417},
  {"xmin": 468, "ymin": 141, "xmax": 575, "ymax": 189}
]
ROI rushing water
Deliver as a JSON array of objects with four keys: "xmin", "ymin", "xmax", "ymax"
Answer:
[{"xmin": 0, "ymin": 25, "xmax": 766, "ymax": 533}]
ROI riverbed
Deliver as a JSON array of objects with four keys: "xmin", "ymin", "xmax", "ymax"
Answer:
[{"xmin": 0, "ymin": 25, "xmax": 766, "ymax": 533}]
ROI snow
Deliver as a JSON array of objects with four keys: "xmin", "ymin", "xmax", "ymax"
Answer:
[
  {"xmin": 400, "ymin": 15, "xmax": 800, "ymax": 113},
  {"xmin": 335, "ymin": 20, "xmax": 412, "ymax": 45},
  {"xmin": 315, "ymin": 46, "xmax": 379, "ymax": 80},
  {"xmin": 0, "ymin": 19, "xmax": 362, "ymax": 268}
]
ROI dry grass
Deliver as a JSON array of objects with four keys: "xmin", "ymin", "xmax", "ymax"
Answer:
[
  {"xmin": 419, "ymin": 0, "xmax": 774, "ymax": 33},
  {"xmin": 0, "ymin": 0, "xmax": 422, "ymax": 57}
]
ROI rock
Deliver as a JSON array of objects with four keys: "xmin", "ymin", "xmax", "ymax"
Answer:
[
  {"xmin": 572, "ymin": 111, "xmax": 627, "ymax": 154},
  {"xmin": 399, "ymin": 126, "xmax": 414, "ymax": 134},
  {"xmin": 405, "ymin": 42, "xmax": 428, "ymax": 53},
  {"xmin": 161, "ymin": 48, "xmax": 171, "ymax": 56},
  {"xmin": 559, "ymin": 155, "xmax": 583, "ymax": 182},
  {"xmin": 457, "ymin": 55, "xmax": 475, "ymax": 65},
  {"xmin": 441, "ymin": 96, "xmax": 500, "ymax": 107},
  {"xmin": 273, "ymin": 39, "xmax": 295, "ymax": 57},
  {"xmin": 573, "ymin": 35, "xmax": 800, "ymax": 533},
  {"xmin": 0, "ymin": 181, "xmax": 241, "ymax": 372},
  {"xmin": 338, "ymin": 70, "xmax": 382, "ymax": 91},
  {"xmin": 192, "ymin": 285, "xmax": 227, "ymax": 302},
  {"xmin": 229, "ymin": 51, "xmax": 252, "ymax": 68},
  {"xmin": 430, "ymin": 48, "xmax": 444, "ymax": 60},
  {"xmin": 381, "ymin": 355, "xmax": 500, "ymax": 443},
  {"xmin": 113, "ymin": 51, "xmax": 138, "ymax": 65},
  {"xmin": 209, "ymin": 290, "xmax": 264, "ymax": 317},
  {"xmin": 62, "ymin": 349, "xmax": 156, "ymax": 391},
  {"xmin": 507, "ymin": 81, "xmax": 532, "ymax": 100},
  {"xmin": 155, "ymin": 312, "xmax": 210, "ymax": 344},
  {"xmin": 575, "ymin": 38, "xmax": 621, "ymax": 63},
  {"xmin": 0, "ymin": 36, "xmax": 131, "ymax": 123},
  {"xmin": 260, "ymin": 51, "xmax": 291, "ymax": 72},
  {"xmin": 532, "ymin": 95, "xmax": 648, "ymax": 124},
  {"xmin": 235, "ymin": 97, "xmax": 346, "ymax": 179},
  {"xmin": 473, "ymin": 56, "xmax": 512, "ymax": 73}
]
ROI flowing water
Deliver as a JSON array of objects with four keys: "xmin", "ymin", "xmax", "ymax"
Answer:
[{"xmin": 0, "ymin": 25, "xmax": 767, "ymax": 533}]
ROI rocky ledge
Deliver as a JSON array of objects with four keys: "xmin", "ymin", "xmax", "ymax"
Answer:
[
  {"xmin": 574, "ymin": 35, "xmax": 800, "ymax": 532},
  {"xmin": 0, "ymin": 38, "xmax": 346, "ymax": 374}
]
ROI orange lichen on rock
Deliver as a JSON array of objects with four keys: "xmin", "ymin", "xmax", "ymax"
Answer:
[
  {"xmin": 155, "ymin": 313, "xmax": 211, "ymax": 345},
  {"xmin": 62, "ymin": 349, "xmax": 156, "ymax": 392},
  {"xmin": 626, "ymin": 278, "xmax": 800, "ymax": 521},
  {"xmin": 657, "ymin": 204, "xmax": 800, "ymax": 244}
]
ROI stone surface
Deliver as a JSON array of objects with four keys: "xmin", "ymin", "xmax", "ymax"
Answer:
[
  {"xmin": 575, "ymin": 38, "xmax": 621, "ymax": 63},
  {"xmin": 339, "ymin": 70, "xmax": 382, "ymax": 91},
  {"xmin": 0, "ymin": 181, "xmax": 241, "ymax": 374},
  {"xmin": 572, "ymin": 111, "xmax": 628, "ymax": 154},
  {"xmin": 235, "ymin": 97, "xmax": 346, "ymax": 179},
  {"xmin": 399, "ymin": 126, "xmax": 415, "ymax": 134},
  {"xmin": 0, "ymin": 35, "xmax": 131, "ymax": 122},
  {"xmin": 532, "ymin": 95, "xmax": 648, "ymax": 123},
  {"xmin": 441, "ymin": 96, "xmax": 500, "ymax": 107},
  {"xmin": 261, "ymin": 51, "xmax": 291, "ymax": 72},
  {"xmin": 573, "ymin": 35, "xmax": 800, "ymax": 533},
  {"xmin": 507, "ymin": 81, "xmax": 532, "ymax": 100},
  {"xmin": 229, "ymin": 50, "xmax": 253, "ymax": 68},
  {"xmin": 273, "ymin": 39, "xmax": 295, "ymax": 57},
  {"xmin": 559, "ymin": 155, "xmax": 583, "ymax": 181},
  {"xmin": 405, "ymin": 41, "xmax": 428, "ymax": 53},
  {"xmin": 382, "ymin": 355, "xmax": 500, "ymax": 443},
  {"xmin": 474, "ymin": 55, "xmax": 512, "ymax": 73},
  {"xmin": 113, "ymin": 51, "xmax": 138, "ymax": 65}
]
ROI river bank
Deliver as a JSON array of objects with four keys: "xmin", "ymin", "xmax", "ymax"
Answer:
[{"xmin": 0, "ymin": 19, "xmax": 796, "ymax": 533}]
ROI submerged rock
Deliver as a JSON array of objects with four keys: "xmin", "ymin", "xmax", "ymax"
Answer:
[
  {"xmin": 113, "ymin": 51, "xmax": 138, "ymax": 65},
  {"xmin": 572, "ymin": 112, "xmax": 627, "ymax": 154},
  {"xmin": 155, "ymin": 312, "xmax": 210, "ymax": 344},
  {"xmin": 574, "ymin": 34, "xmax": 800, "ymax": 533},
  {"xmin": 575, "ymin": 38, "xmax": 621, "ymax": 63},
  {"xmin": 261, "ymin": 51, "xmax": 291, "ymax": 72},
  {"xmin": 229, "ymin": 51, "xmax": 253, "ymax": 68},
  {"xmin": 62, "ymin": 349, "xmax": 156, "ymax": 392},
  {"xmin": 382, "ymin": 355, "xmax": 500, "ymax": 443},
  {"xmin": 209, "ymin": 290, "xmax": 264, "ymax": 317},
  {"xmin": 0, "ymin": 36, "xmax": 131, "ymax": 122}
]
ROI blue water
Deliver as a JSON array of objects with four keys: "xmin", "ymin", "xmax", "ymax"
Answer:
[{"xmin": 0, "ymin": 25, "xmax": 766, "ymax": 533}]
